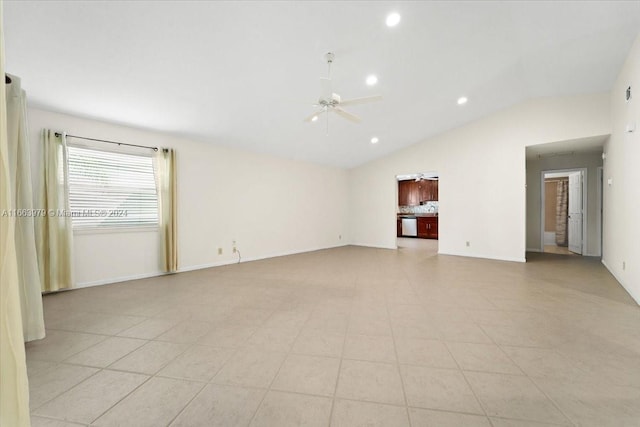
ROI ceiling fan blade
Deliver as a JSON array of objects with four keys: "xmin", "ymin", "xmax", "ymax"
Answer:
[
  {"xmin": 332, "ymin": 107, "xmax": 361, "ymax": 123},
  {"xmin": 303, "ymin": 110, "xmax": 324, "ymax": 122},
  {"xmin": 320, "ymin": 77, "xmax": 332, "ymax": 100},
  {"xmin": 339, "ymin": 95, "xmax": 382, "ymax": 106}
]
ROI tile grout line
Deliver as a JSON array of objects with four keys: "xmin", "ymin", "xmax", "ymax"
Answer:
[
  {"xmin": 526, "ymin": 375, "xmax": 578, "ymax": 427},
  {"xmin": 492, "ymin": 318, "xmax": 582, "ymax": 427},
  {"xmin": 88, "ymin": 337, "xmax": 197, "ymax": 425},
  {"xmin": 87, "ymin": 372, "xmax": 155, "ymax": 426},
  {"xmin": 29, "ymin": 324, "xmax": 150, "ymax": 414},
  {"xmin": 29, "ymin": 366, "xmax": 103, "ymax": 414},
  {"xmin": 164, "ymin": 380, "xmax": 208, "ymax": 427},
  {"xmin": 475, "ymin": 323, "xmax": 578, "ymax": 427},
  {"xmin": 455, "ymin": 317, "xmax": 507, "ymax": 421},
  {"xmin": 440, "ymin": 340, "xmax": 491, "ymax": 421},
  {"xmin": 383, "ymin": 275, "xmax": 413, "ymax": 427},
  {"xmin": 243, "ymin": 296, "xmax": 320, "ymax": 426},
  {"xmin": 112, "ymin": 334, "xmax": 199, "ymax": 423},
  {"xmin": 326, "ymin": 284, "xmax": 354, "ymax": 427}
]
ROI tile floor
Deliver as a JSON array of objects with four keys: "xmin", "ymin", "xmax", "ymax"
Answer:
[
  {"xmin": 543, "ymin": 245, "xmax": 575, "ymax": 256},
  {"xmin": 27, "ymin": 244, "xmax": 640, "ymax": 427}
]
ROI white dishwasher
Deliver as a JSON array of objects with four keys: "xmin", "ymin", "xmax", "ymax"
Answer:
[{"xmin": 401, "ymin": 217, "xmax": 418, "ymax": 237}]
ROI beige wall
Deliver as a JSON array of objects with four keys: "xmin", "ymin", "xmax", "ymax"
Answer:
[
  {"xmin": 603, "ymin": 35, "xmax": 640, "ymax": 304},
  {"xmin": 28, "ymin": 108, "xmax": 350, "ymax": 286},
  {"xmin": 526, "ymin": 152, "xmax": 603, "ymax": 255},
  {"xmin": 349, "ymin": 93, "xmax": 610, "ymax": 262}
]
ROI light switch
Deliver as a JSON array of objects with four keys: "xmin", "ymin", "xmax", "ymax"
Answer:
[{"xmin": 608, "ymin": 178, "xmax": 613, "ymax": 186}]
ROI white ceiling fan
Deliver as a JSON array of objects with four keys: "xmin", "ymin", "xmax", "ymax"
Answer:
[{"xmin": 304, "ymin": 52, "xmax": 382, "ymax": 132}]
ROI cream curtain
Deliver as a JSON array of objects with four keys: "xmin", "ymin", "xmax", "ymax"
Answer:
[
  {"xmin": 0, "ymin": 2, "xmax": 32, "ymax": 424},
  {"xmin": 155, "ymin": 148, "xmax": 178, "ymax": 273},
  {"xmin": 36, "ymin": 130, "xmax": 74, "ymax": 291},
  {"xmin": 6, "ymin": 74, "xmax": 45, "ymax": 342}
]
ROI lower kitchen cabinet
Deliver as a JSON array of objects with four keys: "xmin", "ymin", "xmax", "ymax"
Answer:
[
  {"xmin": 417, "ymin": 217, "xmax": 438, "ymax": 239},
  {"xmin": 397, "ymin": 219, "xmax": 402, "ymax": 237}
]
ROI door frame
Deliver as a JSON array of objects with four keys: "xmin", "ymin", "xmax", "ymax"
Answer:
[
  {"xmin": 540, "ymin": 168, "xmax": 588, "ymax": 255},
  {"xmin": 596, "ymin": 166, "xmax": 603, "ymax": 258},
  {"xmin": 395, "ymin": 171, "xmax": 439, "ymax": 249}
]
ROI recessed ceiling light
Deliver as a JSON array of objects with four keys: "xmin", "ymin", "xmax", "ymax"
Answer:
[
  {"xmin": 311, "ymin": 115, "xmax": 318, "ymax": 122},
  {"xmin": 371, "ymin": 137, "xmax": 379, "ymax": 144},
  {"xmin": 366, "ymin": 75, "xmax": 378, "ymax": 86},
  {"xmin": 386, "ymin": 12, "xmax": 401, "ymax": 27},
  {"xmin": 457, "ymin": 97, "xmax": 468, "ymax": 105}
]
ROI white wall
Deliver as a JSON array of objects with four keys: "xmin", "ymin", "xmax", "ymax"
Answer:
[
  {"xmin": 603, "ymin": 35, "xmax": 640, "ymax": 304},
  {"xmin": 28, "ymin": 108, "xmax": 349, "ymax": 286},
  {"xmin": 349, "ymin": 93, "xmax": 610, "ymax": 262},
  {"xmin": 526, "ymin": 151, "xmax": 603, "ymax": 256}
]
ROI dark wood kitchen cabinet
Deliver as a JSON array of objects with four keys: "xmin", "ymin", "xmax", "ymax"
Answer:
[
  {"xmin": 398, "ymin": 180, "xmax": 419, "ymax": 206},
  {"xmin": 399, "ymin": 179, "xmax": 439, "ymax": 206},
  {"xmin": 417, "ymin": 216, "xmax": 438, "ymax": 239},
  {"xmin": 427, "ymin": 219, "xmax": 438, "ymax": 239},
  {"xmin": 431, "ymin": 180, "xmax": 438, "ymax": 201},
  {"xmin": 397, "ymin": 219, "xmax": 402, "ymax": 237},
  {"xmin": 398, "ymin": 180, "xmax": 409, "ymax": 206},
  {"xmin": 419, "ymin": 180, "xmax": 439, "ymax": 202}
]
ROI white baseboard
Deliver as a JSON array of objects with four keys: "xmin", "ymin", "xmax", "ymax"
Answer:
[
  {"xmin": 177, "ymin": 260, "xmax": 235, "ymax": 272},
  {"xmin": 601, "ymin": 259, "xmax": 639, "ymax": 306},
  {"xmin": 353, "ymin": 242, "xmax": 527, "ymax": 263},
  {"xmin": 437, "ymin": 250, "xmax": 526, "ymax": 263},
  {"xmin": 230, "ymin": 243, "xmax": 350, "ymax": 265},
  {"xmin": 72, "ymin": 243, "xmax": 350, "ymax": 288},
  {"xmin": 74, "ymin": 270, "xmax": 167, "ymax": 289},
  {"xmin": 351, "ymin": 243, "xmax": 397, "ymax": 250}
]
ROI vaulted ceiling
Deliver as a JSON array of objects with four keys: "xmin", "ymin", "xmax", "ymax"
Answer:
[{"xmin": 5, "ymin": 1, "xmax": 639, "ymax": 168}]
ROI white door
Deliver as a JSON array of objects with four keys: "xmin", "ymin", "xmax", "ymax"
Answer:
[{"xmin": 568, "ymin": 171, "xmax": 583, "ymax": 254}]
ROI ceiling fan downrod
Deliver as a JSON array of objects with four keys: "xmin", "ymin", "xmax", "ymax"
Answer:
[{"xmin": 325, "ymin": 52, "xmax": 334, "ymax": 79}]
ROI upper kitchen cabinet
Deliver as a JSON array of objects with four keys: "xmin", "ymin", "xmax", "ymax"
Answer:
[
  {"xmin": 419, "ymin": 181, "xmax": 430, "ymax": 202},
  {"xmin": 398, "ymin": 179, "xmax": 439, "ymax": 206},
  {"xmin": 421, "ymin": 180, "xmax": 439, "ymax": 202},
  {"xmin": 418, "ymin": 180, "xmax": 438, "ymax": 202},
  {"xmin": 398, "ymin": 180, "xmax": 420, "ymax": 206}
]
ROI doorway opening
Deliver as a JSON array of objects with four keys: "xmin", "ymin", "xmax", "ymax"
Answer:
[
  {"xmin": 395, "ymin": 172, "xmax": 439, "ymax": 255},
  {"xmin": 541, "ymin": 169, "xmax": 587, "ymax": 256}
]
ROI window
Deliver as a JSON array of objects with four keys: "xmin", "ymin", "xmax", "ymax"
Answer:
[{"xmin": 67, "ymin": 145, "xmax": 158, "ymax": 229}]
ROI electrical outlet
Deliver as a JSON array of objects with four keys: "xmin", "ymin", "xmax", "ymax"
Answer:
[
  {"xmin": 233, "ymin": 247, "xmax": 237, "ymax": 253},
  {"xmin": 466, "ymin": 241, "xmax": 470, "ymax": 247},
  {"xmin": 218, "ymin": 248, "xmax": 223, "ymax": 255},
  {"xmin": 623, "ymin": 261, "xmax": 626, "ymax": 271},
  {"xmin": 339, "ymin": 234, "xmax": 342, "ymax": 240}
]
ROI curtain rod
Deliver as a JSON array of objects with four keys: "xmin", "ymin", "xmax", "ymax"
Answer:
[{"xmin": 54, "ymin": 132, "xmax": 158, "ymax": 152}]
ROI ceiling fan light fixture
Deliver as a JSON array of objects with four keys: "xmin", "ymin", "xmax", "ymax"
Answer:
[
  {"xmin": 386, "ymin": 12, "xmax": 401, "ymax": 27},
  {"xmin": 304, "ymin": 53, "xmax": 382, "ymax": 130},
  {"xmin": 457, "ymin": 96, "xmax": 468, "ymax": 105},
  {"xmin": 371, "ymin": 137, "xmax": 379, "ymax": 144},
  {"xmin": 366, "ymin": 75, "xmax": 378, "ymax": 86}
]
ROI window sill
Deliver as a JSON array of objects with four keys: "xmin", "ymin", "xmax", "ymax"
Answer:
[{"xmin": 73, "ymin": 226, "xmax": 159, "ymax": 235}]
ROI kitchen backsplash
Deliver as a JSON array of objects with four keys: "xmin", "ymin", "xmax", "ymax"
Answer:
[{"xmin": 399, "ymin": 202, "xmax": 439, "ymax": 214}]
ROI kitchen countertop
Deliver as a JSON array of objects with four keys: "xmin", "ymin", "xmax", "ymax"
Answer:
[{"xmin": 397, "ymin": 213, "xmax": 438, "ymax": 218}]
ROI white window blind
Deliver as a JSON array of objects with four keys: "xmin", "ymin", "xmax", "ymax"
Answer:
[{"xmin": 67, "ymin": 145, "xmax": 159, "ymax": 228}]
